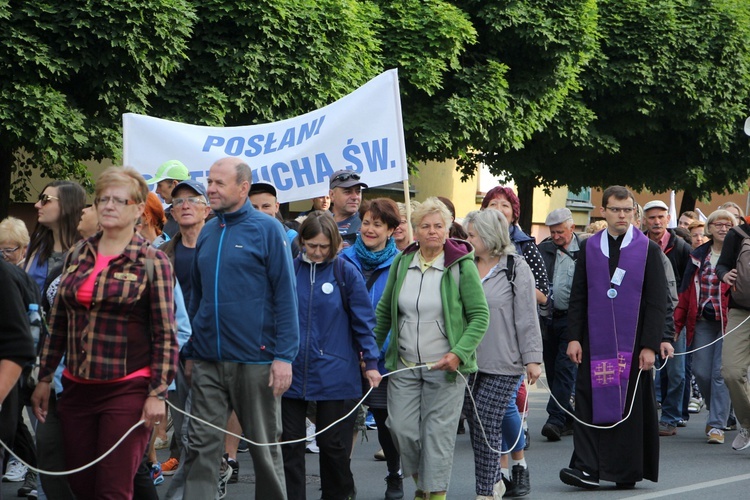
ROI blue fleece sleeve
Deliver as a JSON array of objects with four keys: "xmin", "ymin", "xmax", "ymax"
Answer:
[
  {"xmin": 266, "ymin": 220, "xmax": 300, "ymax": 363},
  {"xmin": 174, "ymin": 279, "xmax": 192, "ymax": 350}
]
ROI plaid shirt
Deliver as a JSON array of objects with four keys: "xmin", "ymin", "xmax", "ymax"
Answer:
[
  {"xmin": 39, "ymin": 233, "xmax": 177, "ymax": 397},
  {"xmin": 698, "ymin": 252, "xmax": 721, "ymax": 321}
]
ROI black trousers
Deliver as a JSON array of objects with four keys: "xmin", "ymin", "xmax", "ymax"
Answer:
[
  {"xmin": 282, "ymin": 398, "xmax": 354, "ymax": 500},
  {"xmin": 371, "ymin": 408, "xmax": 400, "ymax": 475}
]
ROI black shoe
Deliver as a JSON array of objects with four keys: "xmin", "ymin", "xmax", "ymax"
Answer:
[
  {"xmin": 541, "ymin": 422, "xmax": 562, "ymax": 442},
  {"xmin": 523, "ymin": 427, "xmax": 530, "ymax": 450},
  {"xmin": 384, "ymin": 473, "xmax": 404, "ymax": 499},
  {"xmin": 561, "ymin": 421, "xmax": 574, "ymax": 436},
  {"xmin": 559, "ymin": 468, "xmax": 599, "ymax": 489},
  {"xmin": 237, "ymin": 434, "xmax": 250, "ymax": 453},
  {"xmin": 457, "ymin": 418, "xmax": 466, "ymax": 434},
  {"xmin": 616, "ymin": 482, "xmax": 636, "ymax": 489},
  {"xmin": 17, "ymin": 470, "xmax": 37, "ymax": 497},
  {"xmin": 507, "ymin": 465, "xmax": 530, "ymax": 497}
]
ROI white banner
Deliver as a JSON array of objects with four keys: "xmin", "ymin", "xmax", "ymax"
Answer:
[{"xmin": 123, "ymin": 69, "xmax": 408, "ymax": 203}]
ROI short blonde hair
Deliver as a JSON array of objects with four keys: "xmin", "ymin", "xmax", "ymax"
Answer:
[
  {"xmin": 706, "ymin": 209, "xmax": 736, "ymax": 238},
  {"xmin": 464, "ymin": 209, "xmax": 516, "ymax": 257},
  {"xmin": 95, "ymin": 167, "xmax": 149, "ymax": 204},
  {"xmin": 0, "ymin": 217, "xmax": 30, "ymax": 247},
  {"xmin": 411, "ymin": 197, "xmax": 452, "ymax": 230}
]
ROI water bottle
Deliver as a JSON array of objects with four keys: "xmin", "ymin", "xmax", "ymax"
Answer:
[{"xmin": 28, "ymin": 303, "xmax": 42, "ymax": 348}]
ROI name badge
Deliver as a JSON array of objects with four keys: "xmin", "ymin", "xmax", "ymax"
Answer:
[
  {"xmin": 611, "ymin": 267, "xmax": 626, "ymax": 286},
  {"xmin": 114, "ymin": 272, "xmax": 137, "ymax": 281},
  {"xmin": 321, "ymin": 282, "xmax": 334, "ymax": 294}
]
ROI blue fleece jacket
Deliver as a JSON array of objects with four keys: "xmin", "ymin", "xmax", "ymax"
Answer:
[{"xmin": 188, "ymin": 200, "xmax": 299, "ymax": 364}]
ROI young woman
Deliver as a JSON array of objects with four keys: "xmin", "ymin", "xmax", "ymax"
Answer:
[
  {"xmin": 282, "ymin": 211, "xmax": 381, "ymax": 500},
  {"xmin": 341, "ymin": 198, "xmax": 402, "ymax": 499}
]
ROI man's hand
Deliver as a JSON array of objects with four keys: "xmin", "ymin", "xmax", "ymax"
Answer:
[
  {"xmin": 269, "ymin": 360, "xmax": 292, "ymax": 397},
  {"xmin": 660, "ymin": 342, "xmax": 675, "ymax": 359},
  {"xmin": 31, "ymin": 380, "xmax": 51, "ymax": 423},
  {"xmin": 183, "ymin": 359, "xmax": 194, "ymax": 387},
  {"xmin": 639, "ymin": 347, "xmax": 656, "ymax": 371},
  {"xmin": 567, "ymin": 341, "xmax": 582, "ymax": 364},
  {"xmin": 431, "ymin": 352, "xmax": 460, "ymax": 372}
]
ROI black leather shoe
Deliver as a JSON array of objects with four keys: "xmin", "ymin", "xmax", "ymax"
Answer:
[
  {"xmin": 384, "ymin": 473, "xmax": 404, "ymax": 499},
  {"xmin": 508, "ymin": 464, "xmax": 530, "ymax": 496},
  {"xmin": 541, "ymin": 422, "xmax": 562, "ymax": 441},
  {"xmin": 616, "ymin": 482, "xmax": 636, "ymax": 489},
  {"xmin": 559, "ymin": 468, "xmax": 599, "ymax": 489}
]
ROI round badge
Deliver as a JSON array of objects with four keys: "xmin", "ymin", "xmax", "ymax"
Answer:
[
  {"xmin": 322, "ymin": 282, "xmax": 334, "ymax": 294},
  {"xmin": 607, "ymin": 288, "xmax": 618, "ymax": 299}
]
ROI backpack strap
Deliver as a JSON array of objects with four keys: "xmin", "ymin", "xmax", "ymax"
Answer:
[
  {"xmin": 365, "ymin": 267, "xmax": 387, "ymax": 292},
  {"xmin": 734, "ymin": 227, "xmax": 750, "ymax": 240},
  {"xmin": 505, "ymin": 254, "xmax": 516, "ymax": 294}
]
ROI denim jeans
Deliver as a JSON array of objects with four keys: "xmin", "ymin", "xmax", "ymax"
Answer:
[
  {"xmin": 542, "ymin": 315, "xmax": 577, "ymax": 428},
  {"xmin": 693, "ymin": 318, "xmax": 730, "ymax": 429},
  {"xmin": 658, "ymin": 329, "xmax": 686, "ymax": 425}
]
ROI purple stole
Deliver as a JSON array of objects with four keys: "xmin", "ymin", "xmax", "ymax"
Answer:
[{"xmin": 586, "ymin": 226, "xmax": 648, "ymax": 424}]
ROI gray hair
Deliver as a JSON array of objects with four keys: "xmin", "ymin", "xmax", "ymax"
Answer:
[
  {"xmin": 706, "ymin": 209, "xmax": 737, "ymax": 238},
  {"xmin": 464, "ymin": 209, "xmax": 516, "ymax": 257},
  {"xmin": 411, "ymin": 197, "xmax": 452, "ymax": 230}
]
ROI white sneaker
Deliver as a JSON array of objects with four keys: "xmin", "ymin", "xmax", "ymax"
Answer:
[
  {"xmin": 2, "ymin": 459, "xmax": 28, "ymax": 482},
  {"xmin": 707, "ymin": 427, "xmax": 725, "ymax": 444},
  {"xmin": 732, "ymin": 427, "xmax": 750, "ymax": 451},
  {"xmin": 688, "ymin": 397, "xmax": 704, "ymax": 414},
  {"xmin": 305, "ymin": 418, "xmax": 319, "ymax": 453},
  {"xmin": 493, "ymin": 479, "xmax": 506, "ymax": 499}
]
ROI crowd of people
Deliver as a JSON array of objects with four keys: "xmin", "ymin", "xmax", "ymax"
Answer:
[{"xmin": 3, "ymin": 161, "xmax": 750, "ymax": 500}]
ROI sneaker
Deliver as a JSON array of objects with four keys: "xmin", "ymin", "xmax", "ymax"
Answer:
[
  {"xmin": 26, "ymin": 490, "xmax": 38, "ymax": 500},
  {"xmin": 541, "ymin": 422, "xmax": 562, "ymax": 442},
  {"xmin": 726, "ymin": 413, "xmax": 738, "ymax": 431},
  {"xmin": 559, "ymin": 468, "xmax": 599, "ymax": 489},
  {"xmin": 223, "ymin": 453, "xmax": 239, "ymax": 484},
  {"xmin": 509, "ymin": 464, "xmax": 530, "ymax": 497},
  {"xmin": 374, "ymin": 448, "xmax": 386, "ymax": 461},
  {"xmin": 365, "ymin": 411, "xmax": 377, "ymax": 430},
  {"xmin": 688, "ymin": 397, "xmax": 703, "ymax": 414},
  {"xmin": 676, "ymin": 419, "xmax": 688, "ymax": 428},
  {"xmin": 732, "ymin": 427, "xmax": 750, "ymax": 451},
  {"xmin": 149, "ymin": 462, "xmax": 164, "ymax": 486},
  {"xmin": 707, "ymin": 428, "xmax": 725, "ymax": 444},
  {"xmin": 306, "ymin": 419, "xmax": 320, "ymax": 453},
  {"xmin": 218, "ymin": 456, "xmax": 233, "ymax": 499},
  {"xmin": 17, "ymin": 470, "xmax": 37, "ymax": 497},
  {"xmin": 161, "ymin": 457, "xmax": 179, "ymax": 476},
  {"xmin": 237, "ymin": 434, "xmax": 250, "ymax": 453},
  {"xmin": 154, "ymin": 436, "xmax": 170, "ymax": 450},
  {"xmin": 493, "ymin": 479, "xmax": 506, "ymax": 499},
  {"xmin": 384, "ymin": 473, "xmax": 403, "ymax": 499},
  {"xmin": 523, "ymin": 427, "xmax": 530, "ymax": 450},
  {"xmin": 658, "ymin": 422, "xmax": 677, "ymax": 436},
  {"xmin": 2, "ymin": 460, "xmax": 27, "ymax": 482}
]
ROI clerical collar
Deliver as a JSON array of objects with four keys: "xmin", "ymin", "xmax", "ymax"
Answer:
[{"xmin": 600, "ymin": 224, "xmax": 634, "ymax": 258}]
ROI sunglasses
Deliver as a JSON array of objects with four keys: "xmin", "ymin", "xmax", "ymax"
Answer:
[
  {"xmin": 332, "ymin": 172, "xmax": 361, "ymax": 183},
  {"xmin": 38, "ymin": 193, "xmax": 59, "ymax": 206}
]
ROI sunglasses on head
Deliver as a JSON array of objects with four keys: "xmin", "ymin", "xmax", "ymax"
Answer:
[
  {"xmin": 332, "ymin": 172, "xmax": 361, "ymax": 183},
  {"xmin": 38, "ymin": 193, "xmax": 59, "ymax": 206}
]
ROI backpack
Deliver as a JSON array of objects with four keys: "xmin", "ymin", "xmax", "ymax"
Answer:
[{"xmin": 730, "ymin": 227, "xmax": 750, "ymax": 308}]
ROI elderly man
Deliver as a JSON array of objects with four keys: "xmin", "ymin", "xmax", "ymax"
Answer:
[
  {"xmin": 329, "ymin": 169, "xmax": 368, "ymax": 247},
  {"xmin": 249, "ymin": 182, "xmax": 299, "ymax": 257},
  {"xmin": 177, "ymin": 158, "xmax": 299, "ymax": 500},
  {"xmin": 147, "ymin": 160, "xmax": 191, "ymax": 237},
  {"xmin": 538, "ymin": 208, "xmax": 581, "ymax": 441},
  {"xmin": 643, "ymin": 200, "xmax": 690, "ymax": 437}
]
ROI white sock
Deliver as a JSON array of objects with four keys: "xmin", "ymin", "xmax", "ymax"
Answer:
[
  {"xmin": 501, "ymin": 468, "xmax": 509, "ymax": 480},
  {"xmin": 511, "ymin": 457, "xmax": 527, "ymax": 469}
]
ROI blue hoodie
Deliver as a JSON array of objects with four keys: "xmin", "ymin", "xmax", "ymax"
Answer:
[{"xmin": 188, "ymin": 200, "xmax": 299, "ymax": 364}]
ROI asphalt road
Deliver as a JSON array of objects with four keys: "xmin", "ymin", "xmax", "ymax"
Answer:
[{"xmin": 5, "ymin": 379, "xmax": 750, "ymax": 499}]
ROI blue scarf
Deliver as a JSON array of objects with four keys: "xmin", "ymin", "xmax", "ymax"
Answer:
[{"xmin": 354, "ymin": 235, "xmax": 398, "ymax": 271}]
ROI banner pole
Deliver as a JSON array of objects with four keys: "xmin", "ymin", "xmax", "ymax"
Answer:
[{"xmin": 403, "ymin": 178, "xmax": 413, "ymax": 243}]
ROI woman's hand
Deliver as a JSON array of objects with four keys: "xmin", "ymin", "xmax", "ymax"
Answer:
[
  {"xmin": 31, "ymin": 381, "xmax": 51, "ymax": 423},
  {"xmin": 432, "ymin": 352, "xmax": 460, "ymax": 372},
  {"xmin": 525, "ymin": 363, "xmax": 542, "ymax": 385},
  {"xmin": 365, "ymin": 369, "xmax": 382, "ymax": 388},
  {"xmin": 141, "ymin": 396, "xmax": 166, "ymax": 429}
]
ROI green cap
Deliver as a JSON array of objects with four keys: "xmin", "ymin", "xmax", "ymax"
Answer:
[{"xmin": 146, "ymin": 160, "xmax": 190, "ymax": 184}]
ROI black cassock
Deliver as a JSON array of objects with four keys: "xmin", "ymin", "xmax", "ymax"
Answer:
[{"xmin": 567, "ymin": 232, "xmax": 666, "ymax": 484}]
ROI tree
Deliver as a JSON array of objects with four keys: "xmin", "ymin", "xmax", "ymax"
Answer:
[
  {"xmin": 0, "ymin": 0, "xmax": 196, "ymax": 218},
  {"xmin": 482, "ymin": 0, "xmax": 750, "ymax": 217}
]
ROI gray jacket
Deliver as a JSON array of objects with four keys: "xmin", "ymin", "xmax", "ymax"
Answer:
[{"xmin": 475, "ymin": 254, "xmax": 543, "ymax": 376}]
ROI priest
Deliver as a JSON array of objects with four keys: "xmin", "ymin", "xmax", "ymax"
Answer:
[{"xmin": 560, "ymin": 185, "xmax": 668, "ymax": 489}]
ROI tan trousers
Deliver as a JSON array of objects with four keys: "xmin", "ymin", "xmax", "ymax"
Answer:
[{"xmin": 721, "ymin": 308, "xmax": 750, "ymax": 429}]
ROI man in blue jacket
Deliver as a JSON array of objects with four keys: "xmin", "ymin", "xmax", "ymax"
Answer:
[{"xmin": 178, "ymin": 157, "xmax": 300, "ymax": 500}]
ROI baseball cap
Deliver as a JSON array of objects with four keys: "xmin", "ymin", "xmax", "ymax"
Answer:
[
  {"xmin": 329, "ymin": 169, "xmax": 368, "ymax": 189},
  {"xmin": 545, "ymin": 208, "xmax": 573, "ymax": 226},
  {"xmin": 643, "ymin": 200, "xmax": 669, "ymax": 212},
  {"xmin": 171, "ymin": 179, "xmax": 207, "ymax": 199},
  {"xmin": 147, "ymin": 160, "xmax": 190, "ymax": 185},
  {"xmin": 249, "ymin": 182, "xmax": 277, "ymax": 198}
]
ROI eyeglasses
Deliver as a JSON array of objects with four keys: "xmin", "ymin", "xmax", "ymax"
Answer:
[
  {"xmin": 332, "ymin": 172, "xmax": 361, "ymax": 183},
  {"xmin": 605, "ymin": 206, "xmax": 635, "ymax": 214},
  {"xmin": 95, "ymin": 196, "xmax": 137, "ymax": 207},
  {"xmin": 0, "ymin": 247, "xmax": 19, "ymax": 256},
  {"xmin": 710, "ymin": 222, "xmax": 733, "ymax": 229},
  {"xmin": 173, "ymin": 197, "xmax": 207, "ymax": 207},
  {"xmin": 38, "ymin": 193, "xmax": 59, "ymax": 206}
]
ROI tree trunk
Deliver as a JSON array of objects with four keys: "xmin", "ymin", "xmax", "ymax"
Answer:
[
  {"xmin": 679, "ymin": 191, "xmax": 696, "ymax": 216},
  {"xmin": 0, "ymin": 145, "xmax": 13, "ymax": 221},
  {"xmin": 515, "ymin": 176, "xmax": 535, "ymax": 234}
]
